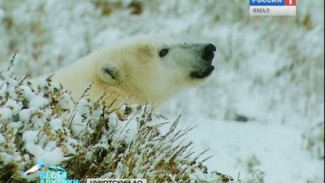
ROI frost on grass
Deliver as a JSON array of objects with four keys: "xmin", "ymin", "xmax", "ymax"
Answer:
[{"xmin": 0, "ymin": 61, "xmax": 264, "ymax": 183}]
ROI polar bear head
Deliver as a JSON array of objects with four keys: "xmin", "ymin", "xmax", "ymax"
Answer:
[{"xmin": 96, "ymin": 35, "xmax": 216, "ymax": 106}]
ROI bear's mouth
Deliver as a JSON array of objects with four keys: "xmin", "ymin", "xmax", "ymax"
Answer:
[{"xmin": 190, "ymin": 66, "xmax": 215, "ymax": 79}]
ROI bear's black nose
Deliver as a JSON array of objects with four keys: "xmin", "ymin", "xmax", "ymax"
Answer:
[{"xmin": 202, "ymin": 43, "xmax": 216, "ymax": 63}]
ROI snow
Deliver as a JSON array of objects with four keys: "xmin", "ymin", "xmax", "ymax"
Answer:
[
  {"xmin": 5, "ymin": 99, "xmax": 23, "ymax": 114},
  {"xmin": 23, "ymin": 130, "xmax": 64, "ymax": 165},
  {"xmin": 76, "ymin": 98, "xmax": 90, "ymax": 115},
  {"xmin": 185, "ymin": 118, "xmax": 323, "ymax": 183},
  {"xmin": 64, "ymin": 139, "xmax": 78, "ymax": 155},
  {"xmin": 19, "ymin": 109, "xmax": 33, "ymax": 122},
  {"xmin": 0, "ymin": 134, "xmax": 5, "ymax": 144},
  {"xmin": 42, "ymin": 147, "xmax": 64, "ymax": 165},
  {"xmin": 0, "ymin": 0, "xmax": 323, "ymax": 183},
  {"xmin": 22, "ymin": 130, "xmax": 39, "ymax": 144},
  {"xmin": 7, "ymin": 121, "xmax": 23, "ymax": 129},
  {"xmin": 24, "ymin": 142, "xmax": 45, "ymax": 158},
  {"xmin": 0, "ymin": 152, "xmax": 14, "ymax": 165},
  {"xmin": 29, "ymin": 95, "xmax": 49, "ymax": 109},
  {"xmin": 59, "ymin": 93, "xmax": 73, "ymax": 110},
  {"xmin": 19, "ymin": 85, "xmax": 37, "ymax": 100},
  {"xmin": 50, "ymin": 118, "xmax": 63, "ymax": 131},
  {"xmin": 70, "ymin": 111, "xmax": 86, "ymax": 136},
  {"xmin": 0, "ymin": 107, "xmax": 12, "ymax": 120}
]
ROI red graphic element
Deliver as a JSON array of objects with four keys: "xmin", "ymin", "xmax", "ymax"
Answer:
[{"xmin": 285, "ymin": 0, "xmax": 296, "ymax": 6}]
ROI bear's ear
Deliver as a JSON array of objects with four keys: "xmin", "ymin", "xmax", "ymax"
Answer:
[{"xmin": 97, "ymin": 64, "xmax": 122, "ymax": 85}]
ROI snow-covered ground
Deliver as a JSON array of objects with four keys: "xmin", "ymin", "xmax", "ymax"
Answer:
[{"xmin": 0, "ymin": 0, "xmax": 324, "ymax": 183}]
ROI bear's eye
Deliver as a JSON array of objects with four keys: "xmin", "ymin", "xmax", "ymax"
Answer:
[{"xmin": 159, "ymin": 48, "xmax": 169, "ymax": 57}]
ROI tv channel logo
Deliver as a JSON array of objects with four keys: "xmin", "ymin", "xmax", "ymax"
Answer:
[
  {"xmin": 250, "ymin": 0, "xmax": 296, "ymax": 16},
  {"xmin": 24, "ymin": 159, "xmax": 79, "ymax": 183}
]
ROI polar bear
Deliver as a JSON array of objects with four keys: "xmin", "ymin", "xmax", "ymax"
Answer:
[{"xmin": 32, "ymin": 35, "xmax": 216, "ymax": 107}]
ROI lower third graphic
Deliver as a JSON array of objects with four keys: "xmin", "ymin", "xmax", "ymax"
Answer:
[
  {"xmin": 250, "ymin": 0, "xmax": 296, "ymax": 16},
  {"xmin": 24, "ymin": 159, "xmax": 79, "ymax": 183}
]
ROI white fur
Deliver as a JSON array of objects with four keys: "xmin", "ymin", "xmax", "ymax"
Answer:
[{"xmin": 31, "ymin": 35, "xmax": 212, "ymax": 108}]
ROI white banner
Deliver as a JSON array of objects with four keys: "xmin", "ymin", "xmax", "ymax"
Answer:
[
  {"xmin": 250, "ymin": 6, "xmax": 296, "ymax": 16},
  {"xmin": 86, "ymin": 179, "xmax": 147, "ymax": 183}
]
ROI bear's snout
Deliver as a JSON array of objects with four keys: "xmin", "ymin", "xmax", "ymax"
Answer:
[{"xmin": 201, "ymin": 43, "xmax": 216, "ymax": 63}]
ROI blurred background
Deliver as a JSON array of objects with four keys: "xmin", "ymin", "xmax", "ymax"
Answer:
[{"xmin": 0, "ymin": 0, "xmax": 324, "ymax": 183}]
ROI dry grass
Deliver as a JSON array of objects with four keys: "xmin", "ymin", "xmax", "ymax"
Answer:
[{"xmin": 0, "ymin": 60, "xmax": 261, "ymax": 183}]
